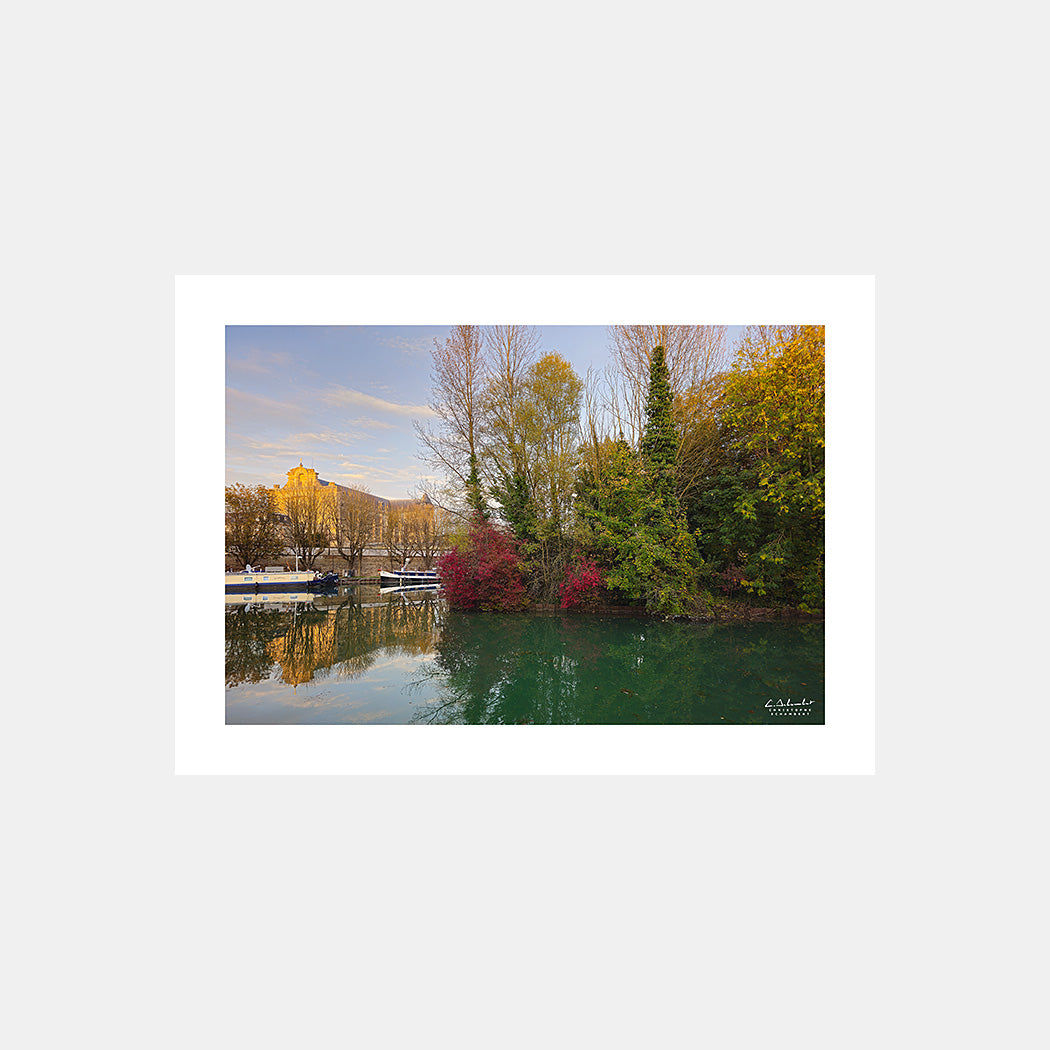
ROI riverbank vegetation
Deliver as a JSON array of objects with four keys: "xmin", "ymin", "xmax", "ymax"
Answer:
[{"xmin": 426, "ymin": 325, "xmax": 824, "ymax": 618}]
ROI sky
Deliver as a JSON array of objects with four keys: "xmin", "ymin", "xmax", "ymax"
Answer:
[{"xmin": 225, "ymin": 325, "xmax": 744, "ymax": 499}]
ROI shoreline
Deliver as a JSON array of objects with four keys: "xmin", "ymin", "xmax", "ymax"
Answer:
[{"xmin": 521, "ymin": 602, "xmax": 823, "ymax": 624}]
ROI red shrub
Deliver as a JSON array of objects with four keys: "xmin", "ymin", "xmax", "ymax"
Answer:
[
  {"xmin": 438, "ymin": 516, "xmax": 527, "ymax": 612},
  {"xmin": 559, "ymin": 557, "xmax": 603, "ymax": 610},
  {"xmin": 715, "ymin": 563, "xmax": 747, "ymax": 595}
]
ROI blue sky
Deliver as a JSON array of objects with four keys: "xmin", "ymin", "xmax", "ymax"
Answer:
[{"xmin": 226, "ymin": 325, "xmax": 743, "ymax": 499}]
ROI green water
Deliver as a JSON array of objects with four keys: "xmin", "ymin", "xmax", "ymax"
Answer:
[{"xmin": 225, "ymin": 587, "xmax": 824, "ymax": 725}]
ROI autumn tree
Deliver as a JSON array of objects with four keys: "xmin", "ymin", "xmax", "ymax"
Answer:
[
  {"xmin": 415, "ymin": 324, "xmax": 488, "ymax": 517},
  {"xmin": 225, "ymin": 484, "xmax": 285, "ymax": 569},
  {"xmin": 281, "ymin": 485, "xmax": 334, "ymax": 569},
  {"xmin": 334, "ymin": 487, "xmax": 381, "ymax": 576},
  {"xmin": 380, "ymin": 504, "xmax": 413, "ymax": 569},
  {"xmin": 688, "ymin": 325, "xmax": 825, "ymax": 609},
  {"xmin": 378, "ymin": 498, "xmax": 451, "ymax": 571},
  {"xmin": 480, "ymin": 324, "xmax": 540, "ymax": 527},
  {"xmin": 520, "ymin": 352, "xmax": 583, "ymax": 538},
  {"xmin": 673, "ymin": 376, "xmax": 729, "ymax": 506},
  {"xmin": 485, "ymin": 352, "xmax": 583, "ymax": 601},
  {"xmin": 409, "ymin": 500, "xmax": 451, "ymax": 569}
]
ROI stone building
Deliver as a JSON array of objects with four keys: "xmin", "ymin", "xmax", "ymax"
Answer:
[
  {"xmin": 271, "ymin": 463, "xmax": 437, "ymax": 571},
  {"xmin": 273, "ymin": 461, "xmax": 431, "ymax": 541}
]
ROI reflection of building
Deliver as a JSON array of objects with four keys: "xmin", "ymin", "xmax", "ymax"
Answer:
[
  {"xmin": 266, "ymin": 598, "xmax": 442, "ymax": 686},
  {"xmin": 273, "ymin": 462, "xmax": 432, "ymax": 544}
]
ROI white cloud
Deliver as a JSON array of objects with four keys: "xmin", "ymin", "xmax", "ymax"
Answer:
[
  {"xmin": 226, "ymin": 387, "xmax": 306, "ymax": 425},
  {"xmin": 321, "ymin": 386, "xmax": 437, "ymax": 418},
  {"xmin": 226, "ymin": 349, "xmax": 294, "ymax": 375},
  {"xmin": 377, "ymin": 333, "xmax": 434, "ymax": 355}
]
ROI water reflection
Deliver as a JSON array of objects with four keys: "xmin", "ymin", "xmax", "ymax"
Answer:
[
  {"xmin": 225, "ymin": 588, "xmax": 443, "ymax": 691},
  {"xmin": 225, "ymin": 589, "xmax": 824, "ymax": 725},
  {"xmin": 409, "ymin": 612, "xmax": 824, "ymax": 725}
]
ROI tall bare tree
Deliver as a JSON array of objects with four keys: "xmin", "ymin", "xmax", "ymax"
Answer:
[
  {"xmin": 414, "ymin": 324, "xmax": 488, "ymax": 516},
  {"xmin": 604, "ymin": 325, "xmax": 731, "ymax": 446},
  {"xmin": 480, "ymin": 325, "xmax": 541, "ymax": 486},
  {"xmin": 673, "ymin": 377, "xmax": 729, "ymax": 503}
]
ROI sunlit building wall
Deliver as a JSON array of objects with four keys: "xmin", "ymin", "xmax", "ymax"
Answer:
[{"xmin": 272, "ymin": 462, "xmax": 432, "ymax": 545}]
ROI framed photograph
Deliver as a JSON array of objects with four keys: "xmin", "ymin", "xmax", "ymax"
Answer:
[{"xmin": 175, "ymin": 276, "xmax": 874, "ymax": 774}]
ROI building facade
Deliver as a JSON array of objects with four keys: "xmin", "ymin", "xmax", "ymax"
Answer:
[{"xmin": 272, "ymin": 462, "xmax": 434, "ymax": 548}]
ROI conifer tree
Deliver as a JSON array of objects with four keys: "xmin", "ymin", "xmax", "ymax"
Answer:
[
  {"xmin": 466, "ymin": 453, "xmax": 487, "ymax": 519},
  {"xmin": 578, "ymin": 345, "xmax": 699, "ymax": 616},
  {"xmin": 640, "ymin": 345, "xmax": 678, "ymax": 500}
]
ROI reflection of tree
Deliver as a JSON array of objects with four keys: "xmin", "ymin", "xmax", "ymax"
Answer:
[
  {"xmin": 230, "ymin": 597, "xmax": 824, "ymax": 725},
  {"xmin": 226, "ymin": 593, "xmax": 446, "ymax": 690},
  {"xmin": 416, "ymin": 612, "xmax": 530, "ymax": 724},
  {"xmin": 225, "ymin": 606, "xmax": 294, "ymax": 688},
  {"xmin": 329, "ymin": 595, "xmax": 444, "ymax": 679},
  {"xmin": 411, "ymin": 613, "xmax": 824, "ymax": 725},
  {"xmin": 271, "ymin": 604, "xmax": 333, "ymax": 686}
]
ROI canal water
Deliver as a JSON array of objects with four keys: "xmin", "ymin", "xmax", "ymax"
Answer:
[{"xmin": 225, "ymin": 586, "xmax": 824, "ymax": 725}]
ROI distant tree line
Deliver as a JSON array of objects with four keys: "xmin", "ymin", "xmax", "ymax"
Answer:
[{"xmin": 225, "ymin": 484, "xmax": 452, "ymax": 573}]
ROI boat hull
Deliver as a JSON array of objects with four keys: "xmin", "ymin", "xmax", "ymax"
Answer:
[{"xmin": 225, "ymin": 571, "xmax": 322, "ymax": 593}]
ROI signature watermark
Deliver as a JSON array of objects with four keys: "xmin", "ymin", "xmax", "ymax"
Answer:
[{"xmin": 766, "ymin": 698, "xmax": 816, "ymax": 717}]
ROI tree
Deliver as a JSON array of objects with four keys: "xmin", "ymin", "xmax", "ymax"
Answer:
[
  {"xmin": 415, "ymin": 324, "xmax": 488, "ymax": 517},
  {"xmin": 480, "ymin": 325, "xmax": 541, "ymax": 538},
  {"xmin": 639, "ymin": 345, "xmax": 678, "ymax": 500},
  {"xmin": 689, "ymin": 325, "xmax": 825, "ymax": 609},
  {"xmin": 334, "ymin": 487, "xmax": 381, "ymax": 576},
  {"xmin": 487, "ymin": 351, "xmax": 583, "ymax": 602},
  {"xmin": 382, "ymin": 504, "xmax": 417, "ymax": 570},
  {"xmin": 409, "ymin": 500, "xmax": 451, "ymax": 569},
  {"xmin": 604, "ymin": 325, "xmax": 730, "ymax": 446},
  {"xmin": 520, "ymin": 352, "xmax": 583, "ymax": 538},
  {"xmin": 281, "ymin": 485, "xmax": 334, "ymax": 569},
  {"xmin": 481, "ymin": 324, "xmax": 541, "ymax": 485},
  {"xmin": 576, "ymin": 347, "xmax": 699, "ymax": 616},
  {"xmin": 225, "ymin": 484, "xmax": 284, "ymax": 568},
  {"xmin": 673, "ymin": 376, "xmax": 728, "ymax": 506}
]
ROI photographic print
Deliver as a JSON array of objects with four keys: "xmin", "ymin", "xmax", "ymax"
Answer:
[{"xmin": 224, "ymin": 321, "xmax": 825, "ymax": 727}]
